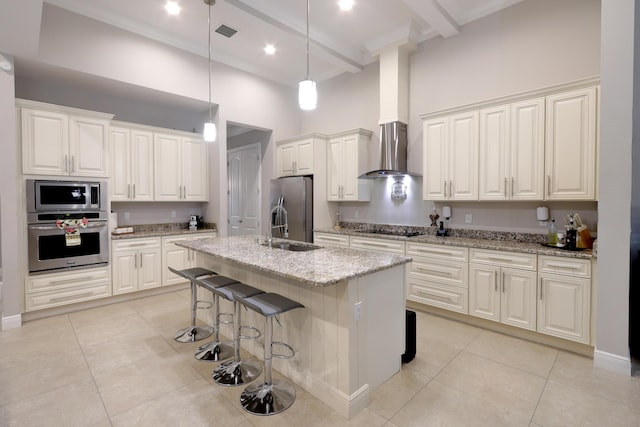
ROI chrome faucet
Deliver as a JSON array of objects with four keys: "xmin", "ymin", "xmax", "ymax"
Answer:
[{"xmin": 270, "ymin": 198, "xmax": 288, "ymax": 242}]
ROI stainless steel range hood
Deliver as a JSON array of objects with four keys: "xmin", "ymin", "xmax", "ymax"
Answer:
[{"xmin": 360, "ymin": 121, "xmax": 410, "ymax": 178}]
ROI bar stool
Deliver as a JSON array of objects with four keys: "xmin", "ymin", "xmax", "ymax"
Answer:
[
  {"xmin": 169, "ymin": 266, "xmax": 217, "ymax": 343},
  {"xmin": 212, "ymin": 283, "xmax": 264, "ymax": 386},
  {"xmin": 193, "ymin": 275, "xmax": 240, "ymax": 361},
  {"xmin": 237, "ymin": 292, "xmax": 304, "ymax": 415}
]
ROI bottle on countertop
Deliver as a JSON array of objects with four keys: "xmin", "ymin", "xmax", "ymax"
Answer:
[{"xmin": 548, "ymin": 219, "xmax": 558, "ymax": 246}]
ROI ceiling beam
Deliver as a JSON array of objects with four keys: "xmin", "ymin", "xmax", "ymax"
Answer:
[{"xmin": 402, "ymin": 0, "xmax": 460, "ymax": 38}]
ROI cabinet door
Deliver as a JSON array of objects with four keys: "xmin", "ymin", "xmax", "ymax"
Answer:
[
  {"xmin": 501, "ymin": 268, "xmax": 537, "ymax": 330},
  {"xmin": 295, "ymin": 139, "xmax": 314, "ymax": 175},
  {"xmin": 422, "ymin": 117, "xmax": 448, "ymax": 200},
  {"xmin": 131, "ymin": 129, "xmax": 155, "ymax": 201},
  {"xmin": 511, "ymin": 98, "xmax": 544, "ymax": 200},
  {"xmin": 449, "ymin": 111, "xmax": 479, "ymax": 200},
  {"xmin": 537, "ymin": 273, "xmax": 591, "ymax": 344},
  {"xmin": 162, "ymin": 238, "xmax": 191, "ymax": 285},
  {"xmin": 327, "ymin": 138, "xmax": 342, "ymax": 200},
  {"xmin": 277, "ymin": 142, "xmax": 296, "ymax": 177},
  {"xmin": 110, "ymin": 126, "xmax": 132, "ymax": 201},
  {"xmin": 469, "ymin": 264, "xmax": 500, "ymax": 322},
  {"xmin": 112, "ymin": 249, "xmax": 138, "ymax": 295},
  {"xmin": 138, "ymin": 247, "xmax": 162, "ymax": 290},
  {"xmin": 154, "ymin": 133, "xmax": 182, "ymax": 201},
  {"xmin": 479, "ymin": 105, "xmax": 510, "ymax": 200},
  {"xmin": 22, "ymin": 108, "xmax": 69, "ymax": 175},
  {"xmin": 182, "ymin": 137, "xmax": 208, "ymax": 201},
  {"xmin": 69, "ymin": 115, "xmax": 110, "ymax": 177},
  {"xmin": 545, "ymin": 87, "xmax": 597, "ymax": 200},
  {"xmin": 340, "ymin": 135, "xmax": 361, "ymax": 200}
]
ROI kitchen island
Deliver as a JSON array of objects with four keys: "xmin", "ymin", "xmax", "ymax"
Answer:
[{"xmin": 177, "ymin": 235, "xmax": 412, "ymax": 418}]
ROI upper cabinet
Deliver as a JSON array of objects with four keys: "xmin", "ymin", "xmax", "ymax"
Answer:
[
  {"xmin": 327, "ymin": 128, "xmax": 372, "ymax": 202},
  {"xmin": 110, "ymin": 124, "xmax": 155, "ymax": 201},
  {"xmin": 545, "ymin": 87, "xmax": 598, "ymax": 200},
  {"xmin": 276, "ymin": 134, "xmax": 326, "ymax": 177},
  {"xmin": 20, "ymin": 100, "xmax": 113, "ymax": 177},
  {"xmin": 479, "ymin": 99, "xmax": 545, "ymax": 200},
  {"xmin": 154, "ymin": 132, "xmax": 209, "ymax": 201},
  {"xmin": 423, "ymin": 111, "xmax": 479, "ymax": 201}
]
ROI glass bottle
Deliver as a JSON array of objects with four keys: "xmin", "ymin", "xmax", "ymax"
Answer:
[{"xmin": 548, "ymin": 219, "xmax": 558, "ymax": 245}]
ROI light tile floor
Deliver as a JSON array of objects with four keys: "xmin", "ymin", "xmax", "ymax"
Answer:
[{"xmin": 1, "ymin": 289, "xmax": 639, "ymax": 426}]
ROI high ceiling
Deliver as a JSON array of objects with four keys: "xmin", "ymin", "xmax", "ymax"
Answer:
[{"xmin": 33, "ymin": 0, "xmax": 523, "ymax": 88}]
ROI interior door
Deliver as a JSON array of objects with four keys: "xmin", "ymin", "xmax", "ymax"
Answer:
[{"xmin": 228, "ymin": 143, "xmax": 261, "ymax": 236}]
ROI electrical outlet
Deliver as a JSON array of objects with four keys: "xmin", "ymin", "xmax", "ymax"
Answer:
[
  {"xmin": 124, "ymin": 212, "xmax": 130, "ymax": 220},
  {"xmin": 354, "ymin": 210, "xmax": 359, "ymax": 219},
  {"xmin": 465, "ymin": 214, "xmax": 472, "ymax": 224},
  {"xmin": 171, "ymin": 211, "xmax": 176, "ymax": 218},
  {"xmin": 354, "ymin": 301, "xmax": 362, "ymax": 321}
]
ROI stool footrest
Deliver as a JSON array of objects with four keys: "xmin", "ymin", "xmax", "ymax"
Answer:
[
  {"xmin": 217, "ymin": 312, "xmax": 233, "ymax": 325},
  {"xmin": 239, "ymin": 325, "xmax": 261, "ymax": 340},
  {"xmin": 196, "ymin": 300, "xmax": 213, "ymax": 310},
  {"xmin": 271, "ymin": 341, "xmax": 295, "ymax": 359}
]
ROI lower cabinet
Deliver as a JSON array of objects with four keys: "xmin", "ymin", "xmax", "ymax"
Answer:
[
  {"xmin": 313, "ymin": 231, "xmax": 350, "ymax": 248},
  {"xmin": 112, "ymin": 237, "xmax": 162, "ymax": 295},
  {"xmin": 406, "ymin": 242, "xmax": 469, "ymax": 314},
  {"xmin": 162, "ymin": 232, "xmax": 217, "ymax": 285},
  {"xmin": 537, "ymin": 255, "xmax": 591, "ymax": 344},
  {"xmin": 25, "ymin": 266, "xmax": 111, "ymax": 311}
]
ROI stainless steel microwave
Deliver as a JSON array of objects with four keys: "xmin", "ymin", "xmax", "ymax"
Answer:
[{"xmin": 26, "ymin": 179, "xmax": 106, "ymax": 214}]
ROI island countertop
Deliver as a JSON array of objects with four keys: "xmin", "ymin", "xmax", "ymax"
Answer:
[{"xmin": 176, "ymin": 235, "xmax": 412, "ymax": 287}]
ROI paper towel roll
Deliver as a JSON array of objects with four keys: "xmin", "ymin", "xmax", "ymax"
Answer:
[
  {"xmin": 536, "ymin": 206, "xmax": 549, "ymax": 221},
  {"xmin": 442, "ymin": 206, "xmax": 451, "ymax": 219},
  {"xmin": 109, "ymin": 211, "xmax": 118, "ymax": 229}
]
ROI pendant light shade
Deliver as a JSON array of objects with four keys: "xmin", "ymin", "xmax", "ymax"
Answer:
[
  {"xmin": 298, "ymin": 0, "xmax": 316, "ymax": 110},
  {"xmin": 203, "ymin": 0, "xmax": 216, "ymax": 142}
]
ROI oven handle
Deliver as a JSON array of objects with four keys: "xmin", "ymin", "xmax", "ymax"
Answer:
[{"xmin": 28, "ymin": 222, "xmax": 108, "ymax": 231}]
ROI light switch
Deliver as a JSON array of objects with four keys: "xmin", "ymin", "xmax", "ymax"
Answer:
[{"xmin": 465, "ymin": 214, "xmax": 472, "ymax": 224}]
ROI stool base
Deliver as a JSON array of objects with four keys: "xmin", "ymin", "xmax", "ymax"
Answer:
[
  {"xmin": 240, "ymin": 379, "xmax": 296, "ymax": 415},
  {"xmin": 213, "ymin": 358, "xmax": 262, "ymax": 386},
  {"xmin": 173, "ymin": 325, "xmax": 213, "ymax": 343},
  {"xmin": 195, "ymin": 341, "xmax": 234, "ymax": 362}
]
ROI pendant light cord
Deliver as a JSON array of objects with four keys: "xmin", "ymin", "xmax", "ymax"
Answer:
[
  {"xmin": 305, "ymin": 0, "xmax": 310, "ymax": 80},
  {"xmin": 208, "ymin": 1, "xmax": 212, "ymax": 122}
]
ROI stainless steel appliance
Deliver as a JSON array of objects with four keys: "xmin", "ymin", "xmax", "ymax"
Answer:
[
  {"xmin": 270, "ymin": 176, "xmax": 313, "ymax": 243},
  {"xmin": 26, "ymin": 179, "xmax": 109, "ymax": 273}
]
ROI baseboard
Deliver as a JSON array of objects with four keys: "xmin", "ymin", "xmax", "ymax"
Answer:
[
  {"xmin": 594, "ymin": 348, "xmax": 632, "ymax": 376},
  {"xmin": 308, "ymin": 378, "xmax": 370, "ymax": 419},
  {"xmin": 1, "ymin": 313, "xmax": 22, "ymax": 331}
]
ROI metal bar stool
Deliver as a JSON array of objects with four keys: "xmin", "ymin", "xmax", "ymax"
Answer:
[
  {"xmin": 212, "ymin": 283, "xmax": 264, "ymax": 386},
  {"xmin": 169, "ymin": 266, "xmax": 217, "ymax": 343},
  {"xmin": 237, "ymin": 292, "xmax": 304, "ymax": 416},
  {"xmin": 193, "ymin": 275, "xmax": 239, "ymax": 362}
]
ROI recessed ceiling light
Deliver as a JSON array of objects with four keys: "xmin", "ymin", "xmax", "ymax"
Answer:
[
  {"xmin": 165, "ymin": 1, "xmax": 181, "ymax": 15},
  {"xmin": 338, "ymin": 0, "xmax": 354, "ymax": 11},
  {"xmin": 264, "ymin": 44, "xmax": 276, "ymax": 55}
]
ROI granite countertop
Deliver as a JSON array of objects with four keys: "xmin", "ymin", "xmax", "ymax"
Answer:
[
  {"xmin": 177, "ymin": 235, "xmax": 412, "ymax": 287},
  {"xmin": 111, "ymin": 227, "xmax": 217, "ymax": 240},
  {"xmin": 315, "ymin": 227, "xmax": 594, "ymax": 260}
]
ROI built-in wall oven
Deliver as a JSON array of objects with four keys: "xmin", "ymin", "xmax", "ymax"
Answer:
[{"xmin": 26, "ymin": 179, "xmax": 109, "ymax": 274}]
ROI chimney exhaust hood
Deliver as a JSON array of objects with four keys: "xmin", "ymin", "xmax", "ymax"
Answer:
[{"xmin": 360, "ymin": 43, "xmax": 419, "ymax": 179}]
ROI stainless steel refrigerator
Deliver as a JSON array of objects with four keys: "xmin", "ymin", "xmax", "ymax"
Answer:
[{"xmin": 269, "ymin": 176, "xmax": 313, "ymax": 243}]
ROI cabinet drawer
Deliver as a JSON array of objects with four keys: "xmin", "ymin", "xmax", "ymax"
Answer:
[
  {"xmin": 113, "ymin": 237, "xmax": 161, "ymax": 250},
  {"xmin": 538, "ymin": 255, "xmax": 591, "ymax": 278},
  {"xmin": 26, "ymin": 282, "xmax": 111, "ymax": 311},
  {"xmin": 407, "ymin": 278, "xmax": 468, "ymax": 314},
  {"xmin": 349, "ymin": 236, "xmax": 405, "ymax": 254},
  {"xmin": 406, "ymin": 242, "xmax": 468, "ymax": 261},
  {"xmin": 314, "ymin": 232, "xmax": 350, "ymax": 247},
  {"xmin": 409, "ymin": 259, "xmax": 468, "ymax": 287},
  {"xmin": 470, "ymin": 248, "xmax": 536, "ymax": 270},
  {"xmin": 26, "ymin": 267, "xmax": 110, "ymax": 293}
]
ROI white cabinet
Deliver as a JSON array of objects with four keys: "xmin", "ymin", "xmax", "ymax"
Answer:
[
  {"xmin": 479, "ymin": 99, "xmax": 545, "ymax": 200},
  {"xmin": 112, "ymin": 238, "xmax": 162, "ymax": 295},
  {"xmin": 469, "ymin": 249, "xmax": 537, "ymax": 330},
  {"xmin": 154, "ymin": 133, "xmax": 208, "ymax": 201},
  {"xmin": 161, "ymin": 232, "xmax": 216, "ymax": 286},
  {"xmin": 327, "ymin": 129, "xmax": 372, "ymax": 201},
  {"xmin": 406, "ymin": 242, "xmax": 469, "ymax": 314},
  {"xmin": 537, "ymin": 255, "xmax": 591, "ymax": 344},
  {"xmin": 110, "ymin": 124, "xmax": 154, "ymax": 201},
  {"xmin": 313, "ymin": 232, "xmax": 350, "ymax": 248},
  {"xmin": 423, "ymin": 111, "xmax": 479, "ymax": 200},
  {"xmin": 20, "ymin": 101, "xmax": 112, "ymax": 177},
  {"xmin": 348, "ymin": 235, "xmax": 406, "ymax": 255},
  {"xmin": 25, "ymin": 266, "xmax": 111, "ymax": 312},
  {"xmin": 276, "ymin": 134, "xmax": 326, "ymax": 177},
  {"xmin": 545, "ymin": 87, "xmax": 598, "ymax": 200}
]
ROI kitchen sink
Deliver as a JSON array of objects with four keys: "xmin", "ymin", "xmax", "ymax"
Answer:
[{"xmin": 261, "ymin": 242, "xmax": 321, "ymax": 251}]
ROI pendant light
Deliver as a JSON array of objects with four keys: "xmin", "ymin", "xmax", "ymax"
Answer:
[
  {"xmin": 298, "ymin": 0, "xmax": 317, "ymax": 110},
  {"xmin": 203, "ymin": 0, "xmax": 216, "ymax": 142}
]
